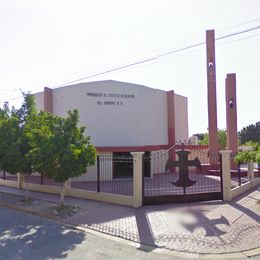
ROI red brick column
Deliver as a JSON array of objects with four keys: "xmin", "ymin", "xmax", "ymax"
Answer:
[
  {"xmin": 206, "ymin": 30, "xmax": 219, "ymax": 157},
  {"xmin": 44, "ymin": 87, "xmax": 53, "ymax": 113},
  {"xmin": 225, "ymin": 73, "xmax": 238, "ymax": 154}
]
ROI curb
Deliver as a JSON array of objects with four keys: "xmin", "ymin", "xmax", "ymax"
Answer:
[
  {"xmin": 0, "ymin": 202, "xmax": 60, "ymax": 222},
  {"xmin": 1, "ymin": 187, "xmax": 260, "ymax": 259},
  {"xmin": 1, "ymin": 202, "xmax": 260, "ymax": 259}
]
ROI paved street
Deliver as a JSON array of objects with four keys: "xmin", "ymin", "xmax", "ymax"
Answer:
[
  {"xmin": 0, "ymin": 207, "xmax": 175, "ymax": 260},
  {"xmin": 66, "ymin": 190, "xmax": 260, "ymax": 254},
  {"xmin": 0, "ymin": 185, "xmax": 260, "ymax": 259}
]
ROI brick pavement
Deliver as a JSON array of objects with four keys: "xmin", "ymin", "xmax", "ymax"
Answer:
[{"xmin": 0, "ymin": 185, "xmax": 259, "ymax": 255}]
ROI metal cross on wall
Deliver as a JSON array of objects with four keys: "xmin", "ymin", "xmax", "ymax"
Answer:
[{"xmin": 165, "ymin": 148, "xmax": 201, "ymax": 194}]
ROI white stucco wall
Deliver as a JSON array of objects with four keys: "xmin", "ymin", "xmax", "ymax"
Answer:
[
  {"xmin": 35, "ymin": 81, "xmax": 168, "ymax": 147},
  {"xmin": 174, "ymin": 94, "xmax": 189, "ymax": 142},
  {"xmin": 151, "ymin": 150, "xmax": 169, "ymax": 175},
  {"xmin": 34, "ymin": 80, "xmax": 188, "ymax": 147},
  {"xmin": 72, "ymin": 152, "xmax": 113, "ymax": 181},
  {"xmin": 34, "ymin": 92, "xmax": 44, "ymax": 111}
]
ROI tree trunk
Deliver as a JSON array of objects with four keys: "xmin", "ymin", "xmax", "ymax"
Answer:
[
  {"xmin": 18, "ymin": 173, "xmax": 23, "ymax": 189},
  {"xmin": 60, "ymin": 182, "xmax": 65, "ymax": 209},
  {"xmin": 25, "ymin": 174, "xmax": 29, "ymax": 202}
]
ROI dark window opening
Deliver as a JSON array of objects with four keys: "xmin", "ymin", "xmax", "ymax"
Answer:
[
  {"xmin": 143, "ymin": 151, "xmax": 151, "ymax": 178},
  {"xmin": 113, "ymin": 152, "xmax": 133, "ymax": 179},
  {"xmin": 112, "ymin": 151, "xmax": 151, "ymax": 179}
]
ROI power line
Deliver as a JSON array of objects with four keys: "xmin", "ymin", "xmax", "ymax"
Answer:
[
  {"xmin": 218, "ymin": 17, "xmax": 260, "ymax": 32},
  {"xmin": 1, "ymin": 24, "xmax": 260, "ymax": 104},
  {"xmin": 217, "ymin": 33, "xmax": 260, "ymax": 47},
  {"xmin": 43, "ymin": 26, "xmax": 260, "ymax": 90},
  {"xmin": 0, "ymin": 96, "xmax": 23, "ymax": 104},
  {"xmin": 54, "ymin": 57, "xmax": 157, "ymax": 88},
  {"xmin": 4, "ymin": 22, "xmax": 260, "ymax": 95},
  {"xmin": 53, "ymin": 24, "xmax": 260, "ymax": 87},
  {"xmin": 52, "ymin": 42, "xmax": 207, "ymax": 88},
  {"xmin": 216, "ymin": 25, "xmax": 260, "ymax": 40}
]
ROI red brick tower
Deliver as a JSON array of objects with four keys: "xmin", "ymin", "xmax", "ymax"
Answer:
[
  {"xmin": 225, "ymin": 73, "xmax": 238, "ymax": 154},
  {"xmin": 206, "ymin": 30, "xmax": 219, "ymax": 158}
]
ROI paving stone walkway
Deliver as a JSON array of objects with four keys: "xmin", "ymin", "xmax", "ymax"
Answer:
[{"xmin": 0, "ymin": 185, "xmax": 259, "ymax": 256}]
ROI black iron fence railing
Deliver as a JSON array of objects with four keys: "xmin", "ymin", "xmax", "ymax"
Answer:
[{"xmin": 71, "ymin": 155, "xmax": 134, "ymax": 196}]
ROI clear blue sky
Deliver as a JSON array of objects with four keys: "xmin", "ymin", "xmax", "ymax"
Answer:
[{"xmin": 1, "ymin": 0, "xmax": 260, "ymax": 135}]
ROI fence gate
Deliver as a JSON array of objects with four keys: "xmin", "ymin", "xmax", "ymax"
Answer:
[{"xmin": 143, "ymin": 146, "xmax": 223, "ymax": 205}]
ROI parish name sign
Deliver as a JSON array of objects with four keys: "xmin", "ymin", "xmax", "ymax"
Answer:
[{"xmin": 86, "ymin": 92, "xmax": 135, "ymax": 106}]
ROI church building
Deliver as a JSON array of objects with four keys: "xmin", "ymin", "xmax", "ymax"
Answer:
[{"xmin": 34, "ymin": 80, "xmax": 189, "ymax": 179}]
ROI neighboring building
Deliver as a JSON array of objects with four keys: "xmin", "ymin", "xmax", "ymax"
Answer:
[{"xmin": 34, "ymin": 80, "xmax": 188, "ymax": 179}]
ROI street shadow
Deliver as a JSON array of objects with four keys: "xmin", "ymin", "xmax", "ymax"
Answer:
[
  {"xmin": 0, "ymin": 207, "xmax": 85, "ymax": 260},
  {"xmin": 180, "ymin": 208, "xmax": 230, "ymax": 237},
  {"xmin": 229, "ymin": 185, "xmax": 260, "ymax": 223},
  {"xmin": 134, "ymin": 209, "xmax": 157, "ymax": 252}
]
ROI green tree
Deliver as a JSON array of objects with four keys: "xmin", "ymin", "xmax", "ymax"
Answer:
[
  {"xmin": 197, "ymin": 129, "xmax": 227, "ymax": 149},
  {"xmin": 0, "ymin": 103, "xmax": 21, "ymax": 176},
  {"xmin": 0, "ymin": 94, "xmax": 36, "ymax": 200},
  {"xmin": 28, "ymin": 109, "xmax": 96, "ymax": 208},
  {"xmin": 218, "ymin": 129, "xmax": 227, "ymax": 150},
  {"xmin": 239, "ymin": 122, "xmax": 260, "ymax": 144},
  {"xmin": 194, "ymin": 133, "xmax": 205, "ymax": 142},
  {"xmin": 235, "ymin": 143, "xmax": 260, "ymax": 164}
]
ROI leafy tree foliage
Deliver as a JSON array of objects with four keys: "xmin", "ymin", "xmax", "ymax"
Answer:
[
  {"xmin": 238, "ymin": 122, "xmax": 260, "ymax": 145},
  {"xmin": 0, "ymin": 95, "xmax": 96, "ymax": 206},
  {"xmin": 194, "ymin": 133, "xmax": 205, "ymax": 142},
  {"xmin": 197, "ymin": 129, "xmax": 227, "ymax": 149},
  {"xmin": 0, "ymin": 103, "xmax": 21, "ymax": 175},
  {"xmin": 235, "ymin": 142, "xmax": 260, "ymax": 164},
  {"xmin": 0, "ymin": 94, "xmax": 36, "ymax": 200},
  {"xmin": 28, "ymin": 109, "xmax": 96, "ymax": 207}
]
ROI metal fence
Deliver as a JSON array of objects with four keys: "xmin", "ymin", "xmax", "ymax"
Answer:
[
  {"xmin": 0, "ymin": 155, "xmax": 134, "ymax": 196},
  {"xmin": 0, "ymin": 171, "xmax": 17, "ymax": 181},
  {"xmin": 230, "ymin": 153, "xmax": 250, "ymax": 189},
  {"xmin": 71, "ymin": 155, "xmax": 134, "ymax": 196},
  {"xmin": 254, "ymin": 163, "xmax": 260, "ymax": 179},
  {"xmin": 143, "ymin": 146, "xmax": 223, "ymax": 204},
  {"xmin": 232, "ymin": 164, "xmax": 249, "ymax": 188}
]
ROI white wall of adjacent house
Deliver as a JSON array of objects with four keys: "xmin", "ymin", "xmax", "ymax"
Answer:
[
  {"xmin": 150, "ymin": 150, "xmax": 169, "ymax": 176},
  {"xmin": 72, "ymin": 152, "xmax": 113, "ymax": 182},
  {"xmin": 34, "ymin": 80, "xmax": 188, "ymax": 147},
  {"xmin": 174, "ymin": 93, "xmax": 189, "ymax": 143}
]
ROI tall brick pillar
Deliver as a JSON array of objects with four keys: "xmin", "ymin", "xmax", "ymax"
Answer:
[
  {"xmin": 206, "ymin": 30, "xmax": 219, "ymax": 157},
  {"xmin": 44, "ymin": 87, "xmax": 53, "ymax": 113},
  {"xmin": 225, "ymin": 73, "xmax": 238, "ymax": 154}
]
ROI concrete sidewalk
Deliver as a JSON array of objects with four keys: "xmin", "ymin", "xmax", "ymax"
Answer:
[{"xmin": 0, "ymin": 185, "xmax": 260, "ymax": 258}]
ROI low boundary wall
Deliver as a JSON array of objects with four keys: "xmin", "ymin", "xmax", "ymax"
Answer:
[
  {"xmin": 221, "ymin": 151, "xmax": 260, "ymax": 201},
  {"xmin": 1, "ymin": 150, "xmax": 259, "ymax": 207},
  {"xmin": 0, "ymin": 179, "xmax": 133, "ymax": 207},
  {"xmin": 0, "ymin": 179, "xmax": 19, "ymax": 189}
]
